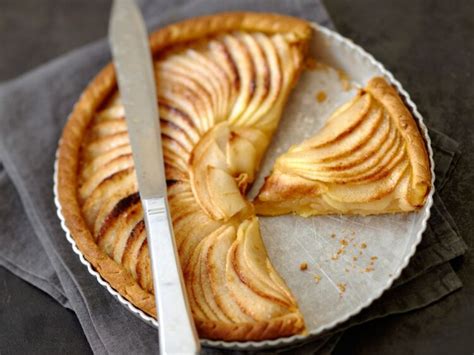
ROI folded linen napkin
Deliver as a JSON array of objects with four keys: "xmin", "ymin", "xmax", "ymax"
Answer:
[{"xmin": 0, "ymin": 0, "xmax": 466, "ymax": 353}]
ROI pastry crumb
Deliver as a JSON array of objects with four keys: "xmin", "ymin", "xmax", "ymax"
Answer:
[
  {"xmin": 331, "ymin": 233, "xmax": 336, "ymax": 239},
  {"xmin": 371, "ymin": 256, "xmax": 378, "ymax": 260},
  {"xmin": 337, "ymin": 282, "xmax": 347, "ymax": 294},
  {"xmin": 299, "ymin": 262, "xmax": 308, "ymax": 271},
  {"xmin": 314, "ymin": 275, "xmax": 321, "ymax": 284},
  {"xmin": 331, "ymin": 248, "xmax": 345, "ymax": 261},
  {"xmin": 330, "ymin": 237, "xmax": 351, "ymax": 261},
  {"xmin": 365, "ymin": 267, "xmax": 374, "ymax": 272},
  {"xmin": 315, "ymin": 91, "xmax": 327, "ymax": 103},
  {"xmin": 360, "ymin": 242, "xmax": 367, "ymax": 249},
  {"xmin": 337, "ymin": 69, "xmax": 351, "ymax": 91}
]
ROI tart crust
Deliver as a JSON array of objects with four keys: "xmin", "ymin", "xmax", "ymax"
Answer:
[
  {"xmin": 365, "ymin": 77, "xmax": 431, "ymax": 205},
  {"xmin": 57, "ymin": 12, "xmax": 311, "ymax": 341}
]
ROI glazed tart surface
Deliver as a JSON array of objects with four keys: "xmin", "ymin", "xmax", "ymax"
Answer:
[{"xmin": 58, "ymin": 12, "xmax": 311, "ymax": 341}]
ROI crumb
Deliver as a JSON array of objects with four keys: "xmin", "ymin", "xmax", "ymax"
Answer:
[
  {"xmin": 337, "ymin": 69, "xmax": 351, "ymax": 91},
  {"xmin": 299, "ymin": 262, "xmax": 308, "ymax": 271},
  {"xmin": 314, "ymin": 275, "xmax": 321, "ymax": 284},
  {"xmin": 340, "ymin": 239, "xmax": 348, "ymax": 246},
  {"xmin": 315, "ymin": 91, "xmax": 327, "ymax": 103},
  {"xmin": 331, "ymin": 249, "xmax": 344, "ymax": 261},
  {"xmin": 353, "ymin": 256, "xmax": 358, "ymax": 261},
  {"xmin": 371, "ymin": 256, "xmax": 378, "ymax": 261},
  {"xmin": 365, "ymin": 267, "xmax": 374, "ymax": 272},
  {"xmin": 360, "ymin": 243, "xmax": 367, "ymax": 249},
  {"xmin": 331, "ymin": 233, "xmax": 336, "ymax": 239},
  {"xmin": 337, "ymin": 283, "xmax": 347, "ymax": 294},
  {"xmin": 305, "ymin": 57, "xmax": 318, "ymax": 70}
]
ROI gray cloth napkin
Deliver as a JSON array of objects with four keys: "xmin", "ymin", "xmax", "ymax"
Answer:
[{"xmin": 0, "ymin": 0, "xmax": 466, "ymax": 353}]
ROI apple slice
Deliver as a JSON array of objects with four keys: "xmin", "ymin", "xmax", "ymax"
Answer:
[
  {"xmin": 226, "ymin": 131, "xmax": 258, "ymax": 181},
  {"xmin": 207, "ymin": 225, "xmax": 255, "ymax": 322},
  {"xmin": 79, "ymin": 154, "xmax": 134, "ymax": 202},
  {"xmin": 206, "ymin": 166, "xmax": 248, "ymax": 220},
  {"xmin": 178, "ymin": 216, "xmax": 222, "ymax": 269},
  {"xmin": 326, "ymin": 159, "xmax": 409, "ymax": 203},
  {"xmin": 237, "ymin": 218, "xmax": 295, "ymax": 305},
  {"xmin": 198, "ymin": 228, "xmax": 232, "ymax": 322},
  {"xmin": 190, "ymin": 124, "xmax": 230, "ymax": 220},
  {"xmin": 184, "ymin": 238, "xmax": 208, "ymax": 320},
  {"xmin": 232, "ymin": 127, "xmax": 269, "ymax": 157},
  {"xmin": 294, "ymin": 93, "xmax": 371, "ymax": 151},
  {"xmin": 226, "ymin": 243, "xmax": 290, "ymax": 321},
  {"xmin": 81, "ymin": 144, "xmax": 132, "ymax": 181},
  {"xmin": 82, "ymin": 168, "xmax": 137, "ymax": 228}
]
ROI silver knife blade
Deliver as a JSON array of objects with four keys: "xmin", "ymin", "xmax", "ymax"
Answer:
[
  {"xmin": 109, "ymin": 0, "xmax": 165, "ymax": 200},
  {"xmin": 109, "ymin": 1, "xmax": 200, "ymax": 354}
]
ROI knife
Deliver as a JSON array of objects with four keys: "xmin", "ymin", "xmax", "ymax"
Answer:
[{"xmin": 109, "ymin": 1, "xmax": 200, "ymax": 354}]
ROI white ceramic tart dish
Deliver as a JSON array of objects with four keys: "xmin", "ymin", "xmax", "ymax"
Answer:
[{"xmin": 54, "ymin": 14, "xmax": 435, "ymax": 350}]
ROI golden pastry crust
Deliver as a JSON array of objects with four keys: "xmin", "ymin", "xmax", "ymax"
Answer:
[
  {"xmin": 57, "ymin": 12, "xmax": 310, "ymax": 341},
  {"xmin": 149, "ymin": 12, "xmax": 312, "ymax": 52},
  {"xmin": 255, "ymin": 77, "xmax": 432, "ymax": 216},
  {"xmin": 195, "ymin": 314, "xmax": 305, "ymax": 341},
  {"xmin": 365, "ymin": 77, "xmax": 431, "ymax": 206},
  {"xmin": 57, "ymin": 65, "xmax": 161, "ymax": 312}
]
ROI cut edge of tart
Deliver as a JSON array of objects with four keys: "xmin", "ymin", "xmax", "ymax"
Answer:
[
  {"xmin": 57, "ymin": 12, "xmax": 311, "ymax": 341},
  {"xmin": 254, "ymin": 77, "xmax": 432, "ymax": 217}
]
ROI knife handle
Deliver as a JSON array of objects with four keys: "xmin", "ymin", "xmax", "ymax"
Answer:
[{"xmin": 143, "ymin": 198, "xmax": 200, "ymax": 355}]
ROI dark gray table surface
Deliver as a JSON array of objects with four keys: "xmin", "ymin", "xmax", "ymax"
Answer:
[{"xmin": 0, "ymin": 0, "xmax": 472, "ymax": 354}]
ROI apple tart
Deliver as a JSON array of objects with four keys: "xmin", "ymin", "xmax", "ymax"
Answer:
[
  {"xmin": 57, "ymin": 13, "xmax": 311, "ymax": 341},
  {"xmin": 255, "ymin": 77, "xmax": 431, "ymax": 217}
]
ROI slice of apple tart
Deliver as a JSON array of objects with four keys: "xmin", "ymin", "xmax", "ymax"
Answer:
[
  {"xmin": 57, "ymin": 12, "xmax": 310, "ymax": 341},
  {"xmin": 255, "ymin": 77, "xmax": 431, "ymax": 216}
]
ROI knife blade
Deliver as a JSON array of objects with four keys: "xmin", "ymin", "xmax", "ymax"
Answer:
[{"xmin": 109, "ymin": 1, "xmax": 200, "ymax": 353}]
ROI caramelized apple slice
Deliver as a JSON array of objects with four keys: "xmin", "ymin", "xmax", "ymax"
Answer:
[
  {"xmin": 206, "ymin": 166, "xmax": 248, "ymax": 219},
  {"xmin": 225, "ymin": 218, "xmax": 299, "ymax": 321},
  {"xmin": 234, "ymin": 219, "xmax": 294, "ymax": 306},
  {"xmin": 207, "ymin": 226, "xmax": 255, "ymax": 322},
  {"xmin": 226, "ymin": 132, "xmax": 258, "ymax": 180}
]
